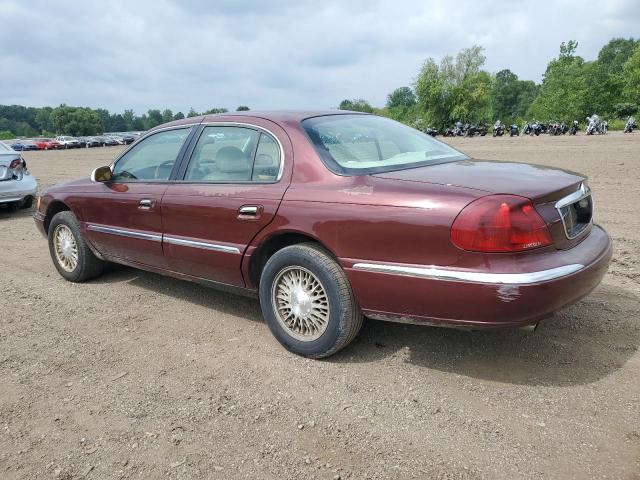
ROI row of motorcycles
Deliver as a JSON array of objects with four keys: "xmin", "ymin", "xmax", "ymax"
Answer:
[{"xmin": 431, "ymin": 115, "xmax": 638, "ymax": 137}]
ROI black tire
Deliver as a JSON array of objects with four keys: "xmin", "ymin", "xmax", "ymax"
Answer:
[
  {"xmin": 21, "ymin": 196, "xmax": 33, "ymax": 209},
  {"xmin": 5, "ymin": 201, "xmax": 21, "ymax": 212},
  {"xmin": 48, "ymin": 211, "xmax": 104, "ymax": 282},
  {"xmin": 259, "ymin": 243, "xmax": 363, "ymax": 358}
]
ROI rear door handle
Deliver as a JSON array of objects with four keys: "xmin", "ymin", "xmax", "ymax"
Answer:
[
  {"xmin": 238, "ymin": 205, "xmax": 262, "ymax": 219},
  {"xmin": 138, "ymin": 199, "xmax": 155, "ymax": 210}
]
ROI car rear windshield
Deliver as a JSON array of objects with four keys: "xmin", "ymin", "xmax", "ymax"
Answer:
[{"xmin": 302, "ymin": 114, "xmax": 467, "ymax": 175}]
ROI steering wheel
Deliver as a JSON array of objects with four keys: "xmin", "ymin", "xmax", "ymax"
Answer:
[{"xmin": 154, "ymin": 160, "xmax": 174, "ymax": 180}]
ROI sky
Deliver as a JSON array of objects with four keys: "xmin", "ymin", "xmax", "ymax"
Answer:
[{"xmin": 1, "ymin": 0, "xmax": 639, "ymax": 114}]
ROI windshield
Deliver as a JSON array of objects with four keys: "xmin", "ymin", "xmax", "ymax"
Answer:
[
  {"xmin": 302, "ymin": 114, "xmax": 467, "ymax": 175},
  {"xmin": 0, "ymin": 141, "xmax": 12, "ymax": 152}
]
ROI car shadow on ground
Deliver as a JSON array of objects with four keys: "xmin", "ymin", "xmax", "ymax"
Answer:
[
  {"xmin": 0, "ymin": 205, "xmax": 34, "ymax": 221},
  {"xmin": 93, "ymin": 265, "xmax": 638, "ymax": 387},
  {"xmin": 333, "ymin": 283, "xmax": 639, "ymax": 387},
  {"xmin": 93, "ymin": 263, "xmax": 265, "ymax": 324}
]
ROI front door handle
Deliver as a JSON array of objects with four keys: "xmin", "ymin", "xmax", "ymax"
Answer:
[
  {"xmin": 138, "ymin": 199, "xmax": 155, "ymax": 210},
  {"xmin": 238, "ymin": 205, "xmax": 262, "ymax": 219}
]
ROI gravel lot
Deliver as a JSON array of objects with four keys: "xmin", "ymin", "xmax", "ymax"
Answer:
[{"xmin": 1, "ymin": 133, "xmax": 639, "ymax": 479}]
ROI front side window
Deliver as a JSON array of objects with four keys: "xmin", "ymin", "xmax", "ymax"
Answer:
[
  {"xmin": 112, "ymin": 127, "xmax": 191, "ymax": 182},
  {"xmin": 184, "ymin": 126, "xmax": 281, "ymax": 182},
  {"xmin": 302, "ymin": 114, "xmax": 467, "ymax": 176}
]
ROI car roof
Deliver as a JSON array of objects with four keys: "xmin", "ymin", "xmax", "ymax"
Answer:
[{"xmin": 149, "ymin": 110, "xmax": 370, "ymax": 133}]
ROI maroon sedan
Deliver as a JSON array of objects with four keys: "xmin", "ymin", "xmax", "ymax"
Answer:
[{"xmin": 34, "ymin": 111, "xmax": 612, "ymax": 357}]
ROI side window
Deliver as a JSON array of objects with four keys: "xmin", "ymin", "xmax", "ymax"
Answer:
[
  {"xmin": 111, "ymin": 127, "xmax": 191, "ymax": 182},
  {"xmin": 252, "ymin": 133, "xmax": 281, "ymax": 181},
  {"xmin": 184, "ymin": 126, "xmax": 281, "ymax": 183}
]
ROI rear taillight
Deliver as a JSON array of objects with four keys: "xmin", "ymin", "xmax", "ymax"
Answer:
[
  {"xmin": 451, "ymin": 195, "xmax": 552, "ymax": 253},
  {"xmin": 9, "ymin": 158, "xmax": 22, "ymax": 169}
]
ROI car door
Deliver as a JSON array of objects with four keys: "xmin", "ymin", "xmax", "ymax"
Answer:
[
  {"xmin": 82, "ymin": 125, "xmax": 195, "ymax": 268},
  {"xmin": 161, "ymin": 122, "xmax": 291, "ymax": 286}
]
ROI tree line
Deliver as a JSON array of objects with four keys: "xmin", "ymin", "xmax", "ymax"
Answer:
[
  {"xmin": 0, "ymin": 105, "xmax": 250, "ymax": 139},
  {"xmin": 340, "ymin": 37, "xmax": 640, "ymax": 130}
]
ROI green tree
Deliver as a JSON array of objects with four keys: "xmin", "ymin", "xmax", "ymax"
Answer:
[
  {"xmin": 415, "ymin": 45, "xmax": 492, "ymax": 127},
  {"xmin": 492, "ymin": 70, "xmax": 540, "ymax": 120},
  {"xmin": 110, "ymin": 114, "xmax": 127, "ymax": 132},
  {"xmin": 236, "ymin": 106, "xmax": 250, "ymax": 111},
  {"xmin": 173, "ymin": 111, "xmax": 185, "ymax": 120},
  {"xmin": 161, "ymin": 109, "xmax": 174, "ymax": 123},
  {"xmin": 202, "ymin": 108, "xmax": 228, "ymax": 115},
  {"xmin": 386, "ymin": 87, "xmax": 416, "ymax": 109},
  {"xmin": 491, "ymin": 69, "xmax": 519, "ymax": 119},
  {"xmin": 623, "ymin": 44, "xmax": 640, "ymax": 106},
  {"xmin": 528, "ymin": 41, "xmax": 590, "ymax": 121},
  {"xmin": 385, "ymin": 87, "xmax": 417, "ymax": 122},
  {"xmin": 34, "ymin": 107, "xmax": 53, "ymax": 133},
  {"xmin": 145, "ymin": 109, "xmax": 163, "ymax": 129},
  {"xmin": 95, "ymin": 108, "xmax": 112, "ymax": 132},
  {"xmin": 338, "ymin": 99, "xmax": 374, "ymax": 113},
  {"xmin": 122, "ymin": 109, "xmax": 135, "ymax": 131},
  {"xmin": 50, "ymin": 105, "xmax": 102, "ymax": 135},
  {"xmin": 187, "ymin": 107, "xmax": 199, "ymax": 118}
]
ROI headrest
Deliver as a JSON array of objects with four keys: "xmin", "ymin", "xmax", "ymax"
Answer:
[
  {"xmin": 255, "ymin": 153, "xmax": 274, "ymax": 166},
  {"xmin": 216, "ymin": 146, "xmax": 249, "ymax": 173}
]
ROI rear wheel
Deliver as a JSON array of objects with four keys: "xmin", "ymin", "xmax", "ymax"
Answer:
[
  {"xmin": 259, "ymin": 244, "xmax": 363, "ymax": 358},
  {"xmin": 48, "ymin": 211, "xmax": 104, "ymax": 282}
]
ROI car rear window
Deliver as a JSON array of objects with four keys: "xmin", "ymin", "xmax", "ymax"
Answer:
[{"xmin": 302, "ymin": 114, "xmax": 467, "ymax": 176}]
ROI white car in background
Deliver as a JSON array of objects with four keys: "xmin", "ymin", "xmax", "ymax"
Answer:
[
  {"xmin": 0, "ymin": 141, "xmax": 37, "ymax": 211},
  {"xmin": 55, "ymin": 136, "xmax": 81, "ymax": 149}
]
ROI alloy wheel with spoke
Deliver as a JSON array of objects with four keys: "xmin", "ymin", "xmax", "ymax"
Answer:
[
  {"xmin": 53, "ymin": 224, "xmax": 79, "ymax": 272},
  {"xmin": 271, "ymin": 266, "xmax": 330, "ymax": 342}
]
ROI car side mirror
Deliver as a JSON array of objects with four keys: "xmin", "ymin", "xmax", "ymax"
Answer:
[{"xmin": 91, "ymin": 165, "xmax": 112, "ymax": 183}]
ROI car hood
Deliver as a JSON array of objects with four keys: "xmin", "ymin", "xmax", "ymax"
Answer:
[
  {"xmin": 44, "ymin": 176, "xmax": 92, "ymax": 193},
  {"xmin": 372, "ymin": 159, "xmax": 586, "ymax": 203}
]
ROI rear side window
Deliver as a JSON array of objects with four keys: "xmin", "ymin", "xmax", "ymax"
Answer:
[
  {"xmin": 252, "ymin": 134, "xmax": 280, "ymax": 181},
  {"xmin": 184, "ymin": 126, "xmax": 281, "ymax": 183}
]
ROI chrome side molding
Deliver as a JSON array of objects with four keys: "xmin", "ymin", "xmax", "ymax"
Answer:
[
  {"xmin": 163, "ymin": 236, "xmax": 240, "ymax": 254},
  {"xmin": 87, "ymin": 224, "xmax": 162, "ymax": 242},
  {"xmin": 87, "ymin": 224, "xmax": 240, "ymax": 254},
  {"xmin": 352, "ymin": 262, "xmax": 584, "ymax": 285}
]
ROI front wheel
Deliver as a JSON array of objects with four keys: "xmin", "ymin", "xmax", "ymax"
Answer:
[
  {"xmin": 259, "ymin": 244, "xmax": 363, "ymax": 358},
  {"xmin": 48, "ymin": 211, "xmax": 104, "ymax": 282}
]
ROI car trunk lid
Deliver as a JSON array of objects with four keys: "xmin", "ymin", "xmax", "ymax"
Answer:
[{"xmin": 372, "ymin": 159, "xmax": 591, "ymax": 249}]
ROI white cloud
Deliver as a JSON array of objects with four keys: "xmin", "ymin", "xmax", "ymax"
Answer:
[{"xmin": 1, "ymin": 0, "xmax": 638, "ymax": 113}]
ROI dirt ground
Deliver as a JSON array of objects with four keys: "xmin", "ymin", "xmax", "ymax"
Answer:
[{"xmin": 1, "ymin": 133, "xmax": 638, "ymax": 480}]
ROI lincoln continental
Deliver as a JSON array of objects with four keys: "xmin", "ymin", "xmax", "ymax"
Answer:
[{"xmin": 34, "ymin": 111, "xmax": 612, "ymax": 357}]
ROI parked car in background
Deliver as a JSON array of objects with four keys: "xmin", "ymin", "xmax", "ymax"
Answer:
[
  {"xmin": 94, "ymin": 136, "xmax": 119, "ymax": 147},
  {"xmin": 104, "ymin": 135, "xmax": 124, "ymax": 145},
  {"xmin": 34, "ymin": 138, "xmax": 63, "ymax": 150},
  {"xmin": 34, "ymin": 111, "xmax": 612, "ymax": 358},
  {"xmin": 55, "ymin": 136, "xmax": 81, "ymax": 149},
  {"xmin": 9, "ymin": 139, "xmax": 39, "ymax": 151},
  {"xmin": 0, "ymin": 141, "xmax": 37, "ymax": 211},
  {"xmin": 78, "ymin": 136, "xmax": 101, "ymax": 148},
  {"xmin": 105, "ymin": 133, "xmax": 137, "ymax": 145},
  {"xmin": 120, "ymin": 133, "xmax": 136, "ymax": 144}
]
